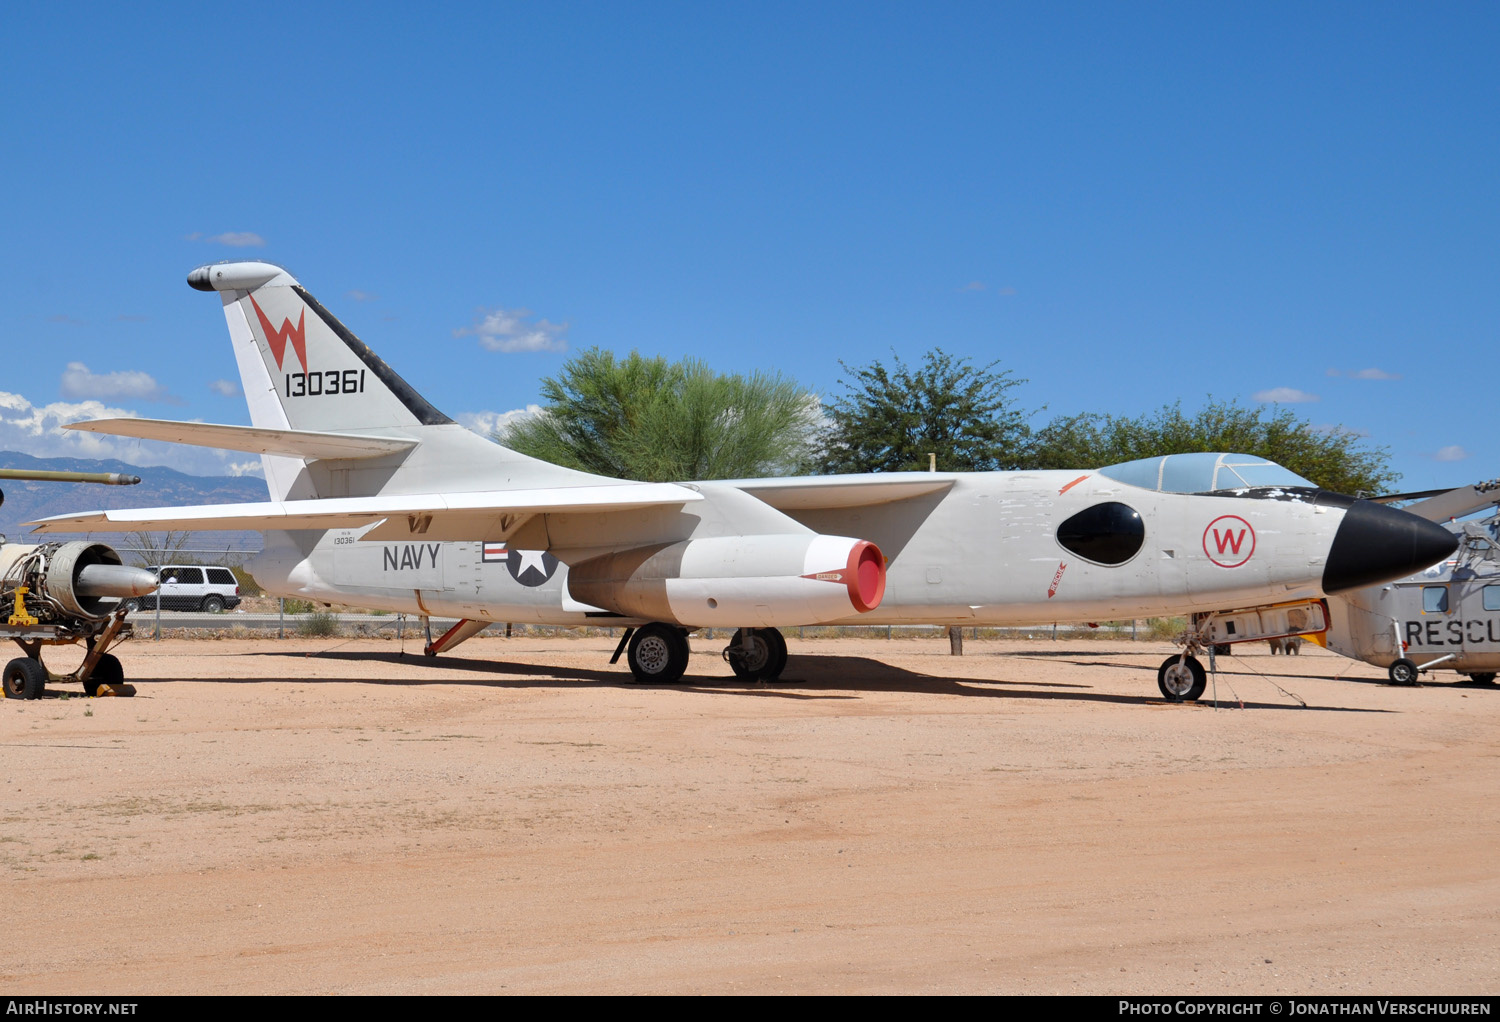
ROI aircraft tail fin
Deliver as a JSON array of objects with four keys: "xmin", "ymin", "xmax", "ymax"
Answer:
[
  {"xmin": 189, "ymin": 261, "xmax": 452, "ymax": 435},
  {"xmin": 186, "ymin": 261, "xmax": 603, "ymax": 502}
]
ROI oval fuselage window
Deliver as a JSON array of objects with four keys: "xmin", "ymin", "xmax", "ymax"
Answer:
[{"xmin": 1056, "ymin": 502, "xmax": 1145, "ymax": 565}]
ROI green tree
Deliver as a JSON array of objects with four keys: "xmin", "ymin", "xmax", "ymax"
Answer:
[
  {"xmin": 1027, "ymin": 400, "xmax": 1398, "ymax": 495},
  {"xmin": 819, "ymin": 349, "xmax": 1032, "ymax": 473},
  {"xmin": 498, "ymin": 348, "xmax": 821, "ymax": 481}
]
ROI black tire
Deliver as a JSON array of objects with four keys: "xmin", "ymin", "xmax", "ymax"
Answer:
[
  {"xmin": 627, "ymin": 623, "xmax": 690, "ymax": 684},
  {"xmin": 83, "ymin": 653, "xmax": 124, "ymax": 698},
  {"xmin": 202, "ymin": 595, "xmax": 225, "ymax": 613},
  {"xmin": 1388, "ymin": 658, "xmax": 1420, "ymax": 686},
  {"xmin": 3, "ymin": 657, "xmax": 46, "ymax": 700},
  {"xmin": 1469, "ymin": 672, "xmax": 1497, "ymax": 685},
  {"xmin": 764, "ymin": 627, "xmax": 788, "ymax": 680},
  {"xmin": 727, "ymin": 627, "xmax": 789, "ymax": 681},
  {"xmin": 1157, "ymin": 654, "xmax": 1206, "ymax": 702}
]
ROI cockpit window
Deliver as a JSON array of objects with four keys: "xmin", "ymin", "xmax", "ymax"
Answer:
[
  {"xmin": 1098, "ymin": 452, "xmax": 1316, "ymax": 492},
  {"xmin": 1056, "ymin": 502, "xmax": 1145, "ymax": 565}
]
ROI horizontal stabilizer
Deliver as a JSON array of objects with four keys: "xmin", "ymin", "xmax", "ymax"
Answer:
[
  {"xmin": 65, "ymin": 418, "xmax": 418, "ymax": 460},
  {"xmin": 26, "ymin": 482, "xmax": 703, "ymax": 540},
  {"xmin": 728, "ymin": 473, "xmax": 954, "ymax": 510}
]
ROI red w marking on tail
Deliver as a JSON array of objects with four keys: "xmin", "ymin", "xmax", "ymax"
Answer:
[{"xmin": 249, "ymin": 295, "xmax": 306, "ymax": 372}]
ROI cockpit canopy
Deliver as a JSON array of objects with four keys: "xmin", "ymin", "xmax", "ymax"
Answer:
[{"xmin": 1097, "ymin": 452, "xmax": 1315, "ymax": 493}]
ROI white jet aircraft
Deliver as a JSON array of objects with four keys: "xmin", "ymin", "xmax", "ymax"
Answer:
[{"xmin": 28, "ymin": 261, "xmax": 1458, "ymax": 701}]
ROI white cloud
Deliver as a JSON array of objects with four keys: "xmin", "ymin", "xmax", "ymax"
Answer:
[
  {"xmin": 204, "ymin": 232, "xmax": 266, "ymax": 247},
  {"xmin": 1327, "ymin": 367, "xmax": 1401, "ymax": 380},
  {"xmin": 1252, "ymin": 387, "xmax": 1320, "ymax": 403},
  {"xmin": 224, "ymin": 460, "xmax": 264, "ymax": 477},
  {"xmin": 209, "ymin": 379, "xmax": 242, "ymax": 397},
  {"xmin": 0, "ymin": 390, "xmax": 262, "ymax": 477},
  {"xmin": 60, "ymin": 362, "xmax": 176, "ymax": 403},
  {"xmin": 454, "ymin": 307, "xmax": 569, "ymax": 353},
  {"xmin": 457, "ymin": 406, "xmax": 543, "ymax": 439},
  {"xmin": 1434, "ymin": 445, "xmax": 1470, "ymax": 462}
]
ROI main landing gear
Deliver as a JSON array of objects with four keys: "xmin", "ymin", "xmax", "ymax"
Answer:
[
  {"xmin": 622, "ymin": 623, "xmax": 692, "ymax": 685},
  {"xmin": 612, "ymin": 624, "xmax": 790, "ymax": 684},
  {"xmin": 723, "ymin": 627, "xmax": 787, "ymax": 682}
]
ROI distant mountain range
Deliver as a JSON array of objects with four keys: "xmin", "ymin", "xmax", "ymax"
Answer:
[{"xmin": 0, "ymin": 452, "xmax": 265, "ymax": 552}]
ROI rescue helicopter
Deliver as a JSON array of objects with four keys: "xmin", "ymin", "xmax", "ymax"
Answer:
[{"xmin": 1321, "ymin": 481, "xmax": 1500, "ymax": 685}]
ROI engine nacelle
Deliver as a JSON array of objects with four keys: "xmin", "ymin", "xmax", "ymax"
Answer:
[
  {"xmin": 568, "ymin": 534, "xmax": 886, "ymax": 628},
  {"xmin": 0, "ymin": 541, "xmax": 158, "ymax": 621}
]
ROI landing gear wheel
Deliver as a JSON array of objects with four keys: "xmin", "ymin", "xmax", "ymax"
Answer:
[
  {"xmin": 1157, "ymin": 654, "xmax": 1206, "ymax": 702},
  {"xmin": 726, "ymin": 627, "xmax": 788, "ymax": 681},
  {"xmin": 764, "ymin": 627, "xmax": 788, "ymax": 679},
  {"xmin": 202, "ymin": 595, "xmax": 225, "ymax": 613},
  {"xmin": 1469, "ymin": 672, "xmax": 1497, "ymax": 685},
  {"xmin": 3, "ymin": 657, "xmax": 46, "ymax": 700},
  {"xmin": 1388, "ymin": 658, "xmax": 1420, "ymax": 686},
  {"xmin": 83, "ymin": 653, "xmax": 124, "ymax": 698},
  {"xmin": 627, "ymin": 623, "xmax": 690, "ymax": 684}
]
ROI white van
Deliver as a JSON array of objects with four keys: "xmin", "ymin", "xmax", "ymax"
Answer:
[{"xmin": 125, "ymin": 565, "xmax": 242, "ymax": 613}]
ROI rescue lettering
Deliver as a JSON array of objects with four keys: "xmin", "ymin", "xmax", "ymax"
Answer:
[
  {"xmin": 383, "ymin": 543, "xmax": 441, "ymax": 572},
  {"xmin": 1403, "ymin": 618, "xmax": 1500, "ymax": 647}
]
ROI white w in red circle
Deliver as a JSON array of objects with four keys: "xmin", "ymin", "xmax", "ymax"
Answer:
[{"xmin": 1203, "ymin": 515, "xmax": 1255, "ymax": 568}]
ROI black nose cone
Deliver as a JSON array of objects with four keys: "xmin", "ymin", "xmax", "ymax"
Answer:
[{"xmin": 1323, "ymin": 499, "xmax": 1458, "ymax": 594}]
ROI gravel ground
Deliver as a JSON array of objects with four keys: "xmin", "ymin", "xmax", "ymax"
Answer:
[{"xmin": 2, "ymin": 635, "xmax": 1497, "ymax": 995}]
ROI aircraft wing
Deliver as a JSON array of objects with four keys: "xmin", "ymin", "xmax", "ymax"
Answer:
[
  {"xmin": 25, "ymin": 482, "xmax": 703, "ymax": 541},
  {"xmin": 728, "ymin": 473, "xmax": 955, "ymax": 510},
  {"xmin": 66, "ymin": 418, "xmax": 417, "ymax": 460}
]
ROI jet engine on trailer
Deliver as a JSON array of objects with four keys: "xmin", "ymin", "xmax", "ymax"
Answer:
[{"xmin": 0, "ymin": 540, "xmax": 158, "ymax": 700}]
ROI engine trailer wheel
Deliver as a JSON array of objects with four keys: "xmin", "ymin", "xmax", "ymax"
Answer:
[
  {"xmin": 627, "ymin": 623, "xmax": 691, "ymax": 684},
  {"xmin": 3, "ymin": 657, "xmax": 47, "ymax": 700},
  {"xmin": 1467, "ymin": 672, "xmax": 1496, "ymax": 685},
  {"xmin": 1157, "ymin": 654, "xmax": 1207, "ymax": 702},
  {"xmin": 1388, "ymin": 658, "xmax": 1420, "ymax": 686},
  {"xmin": 727, "ymin": 628, "xmax": 789, "ymax": 681},
  {"xmin": 83, "ymin": 653, "xmax": 125, "ymax": 698}
]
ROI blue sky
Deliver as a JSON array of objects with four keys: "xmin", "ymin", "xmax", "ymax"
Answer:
[{"xmin": 2, "ymin": 2, "xmax": 1495, "ymax": 490}]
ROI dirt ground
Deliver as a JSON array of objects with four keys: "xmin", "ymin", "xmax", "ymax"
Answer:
[{"xmin": 2, "ymin": 634, "xmax": 1497, "ymax": 995}]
